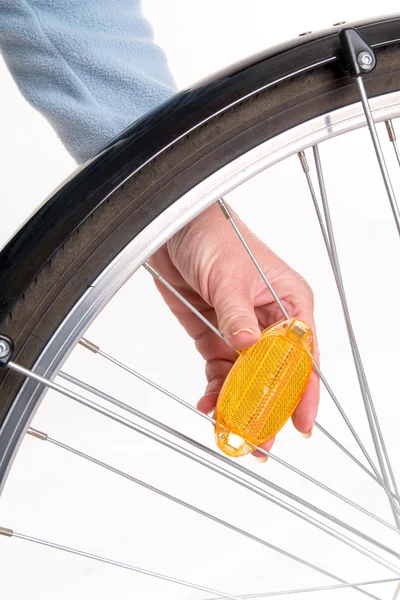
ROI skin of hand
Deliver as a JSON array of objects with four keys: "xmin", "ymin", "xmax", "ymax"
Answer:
[{"xmin": 151, "ymin": 202, "xmax": 319, "ymax": 459}]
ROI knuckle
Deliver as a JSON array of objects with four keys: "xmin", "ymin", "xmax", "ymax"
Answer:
[
  {"xmin": 219, "ymin": 311, "xmax": 253, "ymax": 335},
  {"xmin": 296, "ymin": 277, "xmax": 314, "ymax": 306}
]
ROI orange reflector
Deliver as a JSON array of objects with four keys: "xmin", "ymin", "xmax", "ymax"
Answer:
[{"xmin": 215, "ymin": 319, "xmax": 313, "ymax": 457}]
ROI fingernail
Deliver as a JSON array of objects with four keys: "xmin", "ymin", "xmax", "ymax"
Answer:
[
  {"xmin": 207, "ymin": 408, "xmax": 215, "ymax": 418},
  {"xmin": 232, "ymin": 327, "xmax": 255, "ymax": 336},
  {"xmin": 256, "ymin": 455, "xmax": 268, "ymax": 463},
  {"xmin": 301, "ymin": 429, "xmax": 313, "ymax": 439}
]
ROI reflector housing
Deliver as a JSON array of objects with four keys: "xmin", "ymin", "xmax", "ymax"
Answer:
[{"xmin": 215, "ymin": 319, "xmax": 313, "ymax": 457}]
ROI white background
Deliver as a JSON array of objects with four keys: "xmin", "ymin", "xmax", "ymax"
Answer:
[{"xmin": 1, "ymin": 1, "xmax": 400, "ymax": 599}]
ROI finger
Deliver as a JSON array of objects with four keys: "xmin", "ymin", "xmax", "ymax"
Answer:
[
  {"xmin": 291, "ymin": 346, "xmax": 320, "ymax": 435},
  {"xmin": 205, "ymin": 358, "xmax": 233, "ymax": 385},
  {"xmin": 291, "ymin": 371, "xmax": 319, "ymax": 435},
  {"xmin": 252, "ymin": 437, "xmax": 275, "ymax": 461},
  {"xmin": 210, "ymin": 265, "xmax": 261, "ymax": 351},
  {"xmin": 282, "ymin": 282, "xmax": 320, "ymax": 436},
  {"xmin": 195, "ymin": 329, "xmax": 238, "ymax": 363},
  {"xmin": 197, "ymin": 391, "xmax": 219, "ymax": 416},
  {"xmin": 154, "ymin": 279, "xmax": 217, "ymax": 340},
  {"xmin": 197, "ymin": 359, "xmax": 233, "ymax": 415}
]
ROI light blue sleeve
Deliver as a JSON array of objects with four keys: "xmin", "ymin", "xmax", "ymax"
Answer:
[{"xmin": 0, "ymin": 0, "xmax": 177, "ymax": 163}]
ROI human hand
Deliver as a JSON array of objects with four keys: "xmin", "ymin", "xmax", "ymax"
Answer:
[{"xmin": 151, "ymin": 202, "xmax": 319, "ymax": 459}]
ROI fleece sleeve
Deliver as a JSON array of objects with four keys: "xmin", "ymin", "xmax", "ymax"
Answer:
[{"xmin": 0, "ymin": 0, "xmax": 177, "ymax": 163}]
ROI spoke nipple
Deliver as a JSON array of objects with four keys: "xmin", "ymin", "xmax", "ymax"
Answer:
[
  {"xmin": 298, "ymin": 151, "xmax": 309, "ymax": 173},
  {"xmin": 78, "ymin": 338, "xmax": 99, "ymax": 354},
  {"xmin": 217, "ymin": 198, "xmax": 232, "ymax": 219},
  {"xmin": 143, "ymin": 261, "xmax": 160, "ymax": 279},
  {"xmin": 385, "ymin": 120, "xmax": 396, "ymax": 142},
  {"xmin": 0, "ymin": 526, "xmax": 13, "ymax": 537},
  {"xmin": 27, "ymin": 427, "xmax": 48, "ymax": 441}
]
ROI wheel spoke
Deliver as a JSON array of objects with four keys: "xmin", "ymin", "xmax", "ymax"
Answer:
[
  {"xmin": 26, "ymin": 426, "xmax": 375, "ymax": 598},
  {"xmin": 297, "ymin": 151, "xmax": 332, "ymax": 260},
  {"xmin": 385, "ymin": 120, "xmax": 400, "ymax": 167},
  {"xmin": 202, "ymin": 577, "xmax": 400, "ymax": 599},
  {"xmin": 72, "ymin": 345, "xmax": 398, "ymax": 533},
  {"xmin": 298, "ymin": 155, "xmax": 399, "ymax": 496},
  {"xmin": 298, "ymin": 148, "xmax": 395, "ymax": 501},
  {"xmin": 356, "ymin": 77, "xmax": 400, "ymax": 234},
  {"xmin": 312, "ymin": 143, "xmax": 400, "ymax": 526},
  {"xmin": 314, "ymin": 423, "xmax": 400, "ymax": 502},
  {"xmin": 1, "ymin": 523, "xmax": 391, "ymax": 600},
  {"xmin": 78, "ymin": 338, "xmax": 215, "ymax": 424},
  {"xmin": 143, "ymin": 261, "xmax": 232, "ymax": 348},
  {"xmin": 58, "ymin": 370, "xmax": 398, "ymax": 553},
  {"xmin": 393, "ymin": 581, "xmax": 400, "ymax": 600},
  {"xmin": 6, "ymin": 360, "xmax": 400, "ymax": 570},
  {"xmin": 0, "ymin": 527, "xmax": 240, "ymax": 599},
  {"xmin": 217, "ymin": 199, "xmax": 289, "ymax": 318}
]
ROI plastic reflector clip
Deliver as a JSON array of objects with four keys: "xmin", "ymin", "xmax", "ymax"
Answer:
[{"xmin": 215, "ymin": 319, "xmax": 313, "ymax": 457}]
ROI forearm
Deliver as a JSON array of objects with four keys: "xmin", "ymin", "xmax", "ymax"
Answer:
[{"xmin": 0, "ymin": 0, "xmax": 177, "ymax": 163}]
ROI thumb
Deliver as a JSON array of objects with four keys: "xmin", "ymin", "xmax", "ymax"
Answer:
[{"xmin": 211, "ymin": 268, "xmax": 261, "ymax": 351}]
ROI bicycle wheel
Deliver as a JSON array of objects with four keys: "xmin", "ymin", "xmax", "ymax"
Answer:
[{"xmin": 1, "ymin": 16, "xmax": 400, "ymax": 599}]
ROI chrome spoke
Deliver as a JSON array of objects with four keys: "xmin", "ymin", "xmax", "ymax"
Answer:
[
  {"xmin": 73, "ymin": 346, "xmax": 398, "ymax": 533},
  {"xmin": 203, "ymin": 577, "xmax": 400, "ymax": 599},
  {"xmin": 0, "ymin": 527, "xmax": 240, "ymax": 600},
  {"xmin": 6, "ymin": 360, "xmax": 400, "ymax": 570},
  {"xmin": 314, "ymin": 422, "xmax": 400, "ymax": 502},
  {"xmin": 58, "ymin": 369, "xmax": 400, "ymax": 546},
  {"xmin": 386, "ymin": 120, "xmax": 400, "ymax": 167},
  {"xmin": 299, "ymin": 146, "xmax": 394, "ymax": 500},
  {"xmin": 298, "ymin": 151, "xmax": 332, "ymax": 259},
  {"xmin": 27, "ymin": 427, "xmax": 374, "ymax": 598},
  {"xmin": 312, "ymin": 143, "xmax": 400, "ymax": 526},
  {"xmin": 356, "ymin": 77, "xmax": 400, "ymax": 234},
  {"xmin": 216, "ymin": 198, "xmax": 390, "ymax": 495},
  {"xmin": 393, "ymin": 581, "xmax": 400, "ymax": 600},
  {"xmin": 143, "ymin": 261, "xmax": 233, "ymax": 348},
  {"xmin": 217, "ymin": 199, "xmax": 289, "ymax": 318},
  {"xmin": 78, "ymin": 338, "xmax": 215, "ymax": 425}
]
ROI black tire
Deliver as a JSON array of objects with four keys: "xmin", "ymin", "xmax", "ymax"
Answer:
[{"xmin": 1, "ymin": 24, "xmax": 400, "ymax": 484}]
